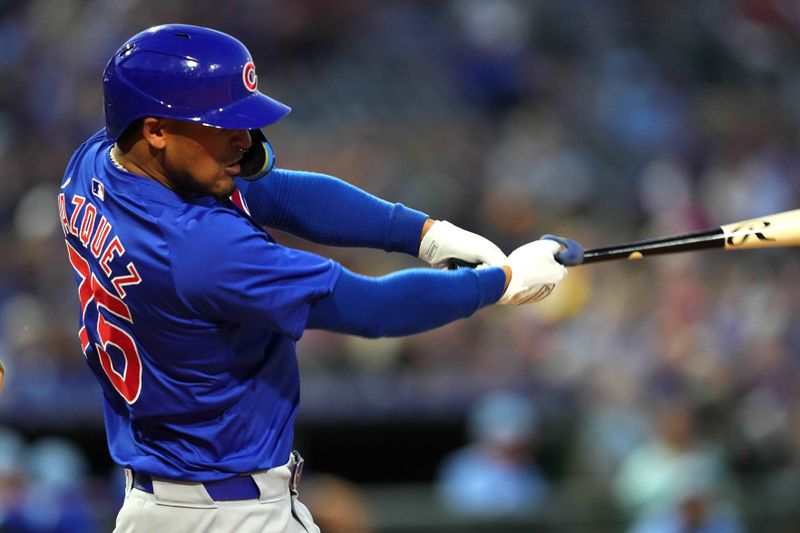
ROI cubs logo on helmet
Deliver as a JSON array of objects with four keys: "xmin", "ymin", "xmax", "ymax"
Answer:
[{"xmin": 243, "ymin": 61, "xmax": 258, "ymax": 92}]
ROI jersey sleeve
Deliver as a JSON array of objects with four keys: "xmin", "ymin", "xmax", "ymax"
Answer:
[
  {"xmin": 238, "ymin": 169, "xmax": 429, "ymax": 255},
  {"xmin": 169, "ymin": 207, "xmax": 341, "ymax": 340}
]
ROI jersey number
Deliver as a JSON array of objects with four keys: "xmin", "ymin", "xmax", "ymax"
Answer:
[{"xmin": 66, "ymin": 242, "xmax": 142, "ymax": 403}]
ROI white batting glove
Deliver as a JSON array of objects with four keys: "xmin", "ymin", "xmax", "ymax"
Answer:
[
  {"xmin": 498, "ymin": 239, "xmax": 567, "ymax": 305},
  {"xmin": 419, "ymin": 220, "xmax": 507, "ymax": 269}
]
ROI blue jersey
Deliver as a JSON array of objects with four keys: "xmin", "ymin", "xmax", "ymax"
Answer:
[{"xmin": 58, "ymin": 130, "xmax": 340, "ymax": 481}]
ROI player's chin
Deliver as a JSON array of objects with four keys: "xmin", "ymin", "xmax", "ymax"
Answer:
[{"xmin": 210, "ymin": 174, "xmax": 237, "ymax": 200}]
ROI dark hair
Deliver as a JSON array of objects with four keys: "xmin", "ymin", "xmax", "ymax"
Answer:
[{"xmin": 115, "ymin": 118, "xmax": 145, "ymax": 150}]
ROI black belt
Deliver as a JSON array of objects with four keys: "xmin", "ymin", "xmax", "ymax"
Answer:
[{"xmin": 133, "ymin": 451, "xmax": 304, "ymax": 501}]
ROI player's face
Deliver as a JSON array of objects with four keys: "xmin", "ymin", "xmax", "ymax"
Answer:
[{"xmin": 161, "ymin": 121, "xmax": 252, "ymax": 200}]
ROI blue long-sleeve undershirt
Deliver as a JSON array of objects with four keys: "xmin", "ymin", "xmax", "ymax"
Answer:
[
  {"xmin": 307, "ymin": 266, "xmax": 506, "ymax": 338},
  {"xmin": 242, "ymin": 169, "xmax": 429, "ymax": 256}
]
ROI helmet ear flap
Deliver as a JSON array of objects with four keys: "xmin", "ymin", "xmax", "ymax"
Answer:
[{"xmin": 239, "ymin": 128, "xmax": 275, "ymax": 181}]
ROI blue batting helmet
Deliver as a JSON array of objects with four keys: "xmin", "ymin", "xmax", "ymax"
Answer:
[{"xmin": 102, "ymin": 24, "xmax": 291, "ymax": 141}]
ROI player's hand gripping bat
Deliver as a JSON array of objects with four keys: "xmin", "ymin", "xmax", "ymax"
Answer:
[{"xmin": 448, "ymin": 208, "xmax": 800, "ymax": 269}]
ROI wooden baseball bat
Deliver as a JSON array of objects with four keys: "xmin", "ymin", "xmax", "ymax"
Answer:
[{"xmin": 580, "ymin": 208, "xmax": 800, "ymax": 264}]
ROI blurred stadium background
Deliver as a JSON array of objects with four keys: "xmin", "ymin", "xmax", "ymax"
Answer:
[{"xmin": 3, "ymin": 0, "xmax": 800, "ymax": 531}]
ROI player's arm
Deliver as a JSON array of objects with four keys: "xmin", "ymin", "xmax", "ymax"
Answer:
[
  {"xmin": 307, "ymin": 266, "xmax": 505, "ymax": 337},
  {"xmin": 307, "ymin": 239, "xmax": 568, "ymax": 337},
  {"xmin": 243, "ymin": 168, "xmax": 427, "ymax": 254},
  {"xmin": 241, "ymin": 169, "xmax": 506, "ymax": 267},
  {"xmin": 172, "ymin": 209, "xmax": 567, "ymax": 339}
]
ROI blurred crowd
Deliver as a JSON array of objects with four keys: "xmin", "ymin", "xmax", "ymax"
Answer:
[{"xmin": 3, "ymin": 0, "xmax": 800, "ymax": 530}]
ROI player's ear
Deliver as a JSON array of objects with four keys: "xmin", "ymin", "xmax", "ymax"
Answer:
[{"xmin": 141, "ymin": 117, "xmax": 168, "ymax": 150}]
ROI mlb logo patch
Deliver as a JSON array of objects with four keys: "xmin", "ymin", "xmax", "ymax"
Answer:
[{"xmin": 92, "ymin": 178, "xmax": 105, "ymax": 201}]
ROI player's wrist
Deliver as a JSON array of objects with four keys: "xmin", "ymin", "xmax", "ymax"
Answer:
[
  {"xmin": 418, "ymin": 219, "xmax": 446, "ymax": 265},
  {"xmin": 501, "ymin": 265, "xmax": 512, "ymax": 292},
  {"xmin": 420, "ymin": 218, "xmax": 436, "ymax": 242}
]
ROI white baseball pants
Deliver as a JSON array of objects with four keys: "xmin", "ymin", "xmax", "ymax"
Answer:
[{"xmin": 113, "ymin": 455, "xmax": 319, "ymax": 533}]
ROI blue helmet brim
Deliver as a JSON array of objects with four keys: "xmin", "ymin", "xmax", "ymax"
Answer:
[
  {"xmin": 104, "ymin": 91, "xmax": 291, "ymax": 140},
  {"xmin": 189, "ymin": 91, "xmax": 291, "ymax": 131}
]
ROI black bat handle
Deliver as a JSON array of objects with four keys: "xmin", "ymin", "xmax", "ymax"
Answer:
[
  {"xmin": 579, "ymin": 228, "xmax": 725, "ymax": 264},
  {"xmin": 446, "ymin": 236, "xmax": 584, "ymax": 269},
  {"xmin": 447, "ymin": 258, "xmax": 479, "ymax": 270}
]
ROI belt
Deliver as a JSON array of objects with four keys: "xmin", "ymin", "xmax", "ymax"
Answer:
[
  {"xmin": 133, "ymin": 471, "xmax": 260, "ymax": 500},
  {"xmin": 132, "ymin": 450, "xmax": 305, "ymax": 502}
]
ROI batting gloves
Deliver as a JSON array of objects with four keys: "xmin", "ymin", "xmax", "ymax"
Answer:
[
  {"xmin": 499, "ymin": 239, "xmax": 568, "ymax": 305},
  {"xmin": 419, "ymin": 220, "xmax": 507, "ymax": 269}
]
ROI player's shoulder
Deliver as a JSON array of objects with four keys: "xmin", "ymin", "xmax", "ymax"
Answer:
[
  {"xmin": 178, "ymin": 201, "xmax": 250, "ymax": 229},
  {"xmin": 170, "ymin": 201, "xmax": 267, "ymax": 254},
  {"xmin": 62, "ymin": 129, "xmax": 111, "ymax": 185},
  {"xmin": 67, "ymin": 129, "xmax": 108, "ymax": 165},
  {"xmin": 167, "ymin": 204, "xmax": 276, "ymax": 293}
]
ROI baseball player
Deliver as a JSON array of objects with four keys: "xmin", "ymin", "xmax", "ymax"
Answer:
[{"xmin": 58, "ymin": 24, "xmax": 580, "ymax": 532}]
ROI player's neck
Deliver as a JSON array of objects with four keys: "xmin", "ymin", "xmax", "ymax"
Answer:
[{"xmin": 112, "ymin": 144, "xmax": 181, "ymax": 196}]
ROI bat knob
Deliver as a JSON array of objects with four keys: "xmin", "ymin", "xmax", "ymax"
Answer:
[{"xmin": 541, "ymin": 234, "xmax": 584, "ymax": 266}]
